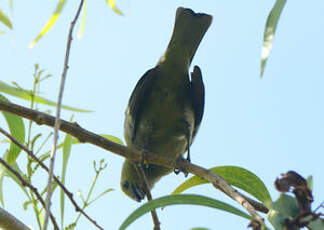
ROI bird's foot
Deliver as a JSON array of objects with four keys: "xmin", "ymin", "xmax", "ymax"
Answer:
[
  {"xmin": 139, "ymin": 149, "xmax": 149, "ymax": 169},
  {"xmin": 174, "ymin": 156, "xmax": 189, "ymax": 177}
]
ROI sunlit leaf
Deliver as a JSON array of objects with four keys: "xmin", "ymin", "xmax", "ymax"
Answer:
[
  {"xmin": 64, "ymin": 222, "xmax": 76, "ymax": 230},
  {"xmin": 172, "ymin": 166, "xmax": 271, "ymax": 206},
  {"xmin": 0, "ymin": 94, "xmax": 25, "ymax": 206},
  {"xmin": 39, "ymin": 134, "xmax": 123, "ymax": 164},
  {"xmin": 9, "ymin": 1, "xmax": 13, "ymax": 10},
  {"xmin": 0, "ymin": 160, "xmax": 31, "ymax": 206},
  {"xmin": 60, "ymin": 117, "xmax": 73, "ymax": 227},
  {"xmin": 0, "ymin": 167, "xmax": 4, "ymax": 206},
  {"xmin": 0, "ymin": 9, "xmax": 12, "ymax": 29},
  {"xmin": 29, "ymin": 0, "xmax": 67, "ymax": 48},
  {"xmin": 0, "ymin": 94, "xmax": 25, "ymax": 164},
  {"xmin": 8, "ymin": 162, "xmax": 31, "ymax": 200},
  {"xmin": 101, "ymin": 134, "xmax": 124, "ymax": 145},
  {"xmin": 88, "ymin": 188, "xmax": 113, "ymax": 205},
  {"xmin": 31, "ymin": 133, "xmax": 42, "ymax": 152},
  {"xmin": 260, "ymin": 0, "xmax": 286, "ymax": 77},
  {"xmin": 0, "ymin": 80, "xmax": 92, "ymax": 112},
  {"xmin": 119, "ymin": 194, "xmax": 252, "ymax": 230},
  {"xmin": 105, "ymin": 0, "xmax": 123, "ymax": 16},
  {"xmin": 77, "ymin": 0, "xmax": 87, "ymax": 39}
]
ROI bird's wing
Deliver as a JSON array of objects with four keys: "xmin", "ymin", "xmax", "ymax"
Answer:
[
  {"xmin": 190, "ymin": 65, "xmax": 205, "ymax": 141},
  {"xmin": 127, "ymin": 67, "xmax": 159, "ymax": 142}
]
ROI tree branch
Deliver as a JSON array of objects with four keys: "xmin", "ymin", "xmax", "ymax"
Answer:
[
  {"xmin": 0, "ymin": 206, "xmax": 30, "ymax": 230},
  {"xmin": 0, "ymin": 127, "xmax": 103, "ymax": 230},
  {"xmin": 0, "ymin": 99, "xmax": 268, "ymax": 222},
  {"xmin": 0, "ymin": 157, "xmax": 59, "ymax": 229}
]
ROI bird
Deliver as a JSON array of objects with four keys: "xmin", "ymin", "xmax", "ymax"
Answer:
[{"xmin": 120, "ymin": 7, "xmax": 212, "ymax": 202}]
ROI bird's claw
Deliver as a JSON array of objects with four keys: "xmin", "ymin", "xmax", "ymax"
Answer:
[
  {"xmin": 174, "ymin": 156, "xmax": 189, "ymax": 177},
  {"xmin": 138, "ymin": 149, "xmax": 149, "ymax": 169}
]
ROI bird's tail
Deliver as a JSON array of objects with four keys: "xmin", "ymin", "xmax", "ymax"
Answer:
[{"xmin": 159, "ymin": 7, "xmax": 212, "ymax": 68}]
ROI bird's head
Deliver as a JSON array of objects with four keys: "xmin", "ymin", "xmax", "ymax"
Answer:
[{"xmin": 120, "ymin": 160, "xmax": 146, "ymax": 202}]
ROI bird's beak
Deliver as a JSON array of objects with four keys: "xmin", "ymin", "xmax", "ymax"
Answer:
[{"xmin": 131, "ymin": 184, "xmax": 146, "ymax": 202}]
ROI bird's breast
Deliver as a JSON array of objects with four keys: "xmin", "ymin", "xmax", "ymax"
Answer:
[{"xmin": 132, "ymin": 87, "xmax": 194, "ymax": 159}]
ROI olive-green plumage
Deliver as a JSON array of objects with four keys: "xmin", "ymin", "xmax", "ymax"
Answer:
[{"xmin": 121, "ymin": 7, "xmax": 212, "ymax": 202}]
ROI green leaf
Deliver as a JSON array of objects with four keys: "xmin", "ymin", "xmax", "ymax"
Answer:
[
  {"xmin": 31, "ymin": 133, "xmax": 42, "ymax": 152},
  {"xmin": 0, "ymin": 166, "xmax": 4, "ymax": 206},
  {"xmin": 1, "ymin": 161, "xmax": 31, "ymax": 207},
  {"xmin": 260, "ymin": 0, "xmax": 286, "ymax": 77},
  {"xmin": 77, "ymin": 0, "xmax": 87, "ymax": 39},
  {"xmin": 88, "ymin": 188, "xmax": 113, "ymax": 205},
  {"xmin": 29, "ymin": 0, "xmax": 67, "ymax": 48},
  {"xmin": 0, "ymin": 94, "xmax": 25, "ymax": 164},
  {"xmin": 101, "ymin": 134, "xmax": 124, "ymax": 145},
  {"xmin": 119, "ymin": 194, "xmax": 252, "ymax": 230},
  {"xmin": 60, "ymin": 120, "xmax": 73, "ymax": 227},
  {"xmin": 0, "ymin": 81, "xmax": 92, "ymax": 112},
  {"xmin": 64, "ymin": 222, "xmax": 76, "ymax": 230},
  {"xmin": 172, "ymin": 166, "xmax": 271, "ymax": 205},
  {"xmin": 0, "ymin": 9, "xmax": 12, "ymax": 29},
  {"xmin": 9, "ymin": 0, "xmax": 13, "ymax": 10},
  {"xmin": 40, "ymin": 134, "xmax": 123, "ymax": 161},
  {"xmin": 105, "ymin": 0, "xmax": 123, "ymax": 16},
  {"xmin": 267, "ymin": 194, "xmax": 299, "ymax": 230}
]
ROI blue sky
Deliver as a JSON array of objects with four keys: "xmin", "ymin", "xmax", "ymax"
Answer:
[{"xmin": 0, "ymin": 1, "xmax": 323, "ymax": 229}]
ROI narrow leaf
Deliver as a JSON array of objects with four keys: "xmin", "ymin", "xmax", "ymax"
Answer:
[
  {"xmin": 77, "ymin": 0, "xmax": 87, "ymax": 39},
  {"xmin": 172, "ymin": 166, "xmax": 271, "ymax": 205},
  {"xmin": 0, "ymin": 9, "xmax": 12, "ymax": 29},
  {"xmin": 38, "ymin": 134, "xmax": 123, "ymax": 165},
  {"xmin": 0, "ymin": 94, "xmax": 25, "ymax": 205},
  {"xmin": 0, "ymin": 160, "xmax": 31, "ymax": 206},
  {"xmin": 88, "ymin": 188, "xmax": 113, "ymax": 205},
  {"xmin": 101, "ymin": 134, "xmax": 124, "ymax": 145},
  {"xmin": 119, "ymin": 194, "xmax": 252, "ymax": 230},
  {"xmin": 5, "ymin": 162, "xmax": 30, "ymax": 199},
  {"xmin": 0, "ymin": 94, "xmax": 25, "ymax": 164},
  {"xmin": 105, "ymin": 0, "xmax": 123, "ymax": 16},
  {"xmin": 0, "ymin": 81, "xmax": 92, "ymax": 112},
  {"xmin": 29, "ymin": 0, "xmax": 67, "ymax": 48},
  {"xmin": 60, "ymin": 124, "xmax": 73, "ymax": 227},
  {"xmin": 260, "ymin": 0, "xmax": 286, "ymax": 77}
]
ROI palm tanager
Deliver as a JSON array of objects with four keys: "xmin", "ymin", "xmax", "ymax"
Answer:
[{"xmin": 121, "ymin": 7, "xmax": 212, "ymax": 202}]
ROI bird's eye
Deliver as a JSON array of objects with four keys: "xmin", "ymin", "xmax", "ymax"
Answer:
[{"xmin": 123, "ymin": 181, "xmax": 129, "ymax": 189}]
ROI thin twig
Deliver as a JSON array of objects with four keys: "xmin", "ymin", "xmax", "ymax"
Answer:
[
  {"xmin": 0, "ymin": 127, "xmax": 104, "ymax": 230},
  {"xmin": 135, "ymin": 164, "xmax": 161, "ymax": 230},
  {"xmin": 0, "ymin": 157, "xmax": 59, "ymax": 229},
  {"xmin": 44, "ymin": 0, "xmax": 85, "ymax": 229},
  {"xmin": 0, "ymin": 206, "xmax": 30, "ymax": 230},
  {"xmin": 0, "ymin": 99, "xmax": 269, "ymax": 219}
]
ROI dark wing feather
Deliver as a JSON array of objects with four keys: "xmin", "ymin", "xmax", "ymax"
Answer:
[
  {"xmin": 127, "ymin": 66, "xmax": 159, "ymax": 142},
  {"xmin": 190, "ymin": 65, "xmax": 205, "ymax": 140}
]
